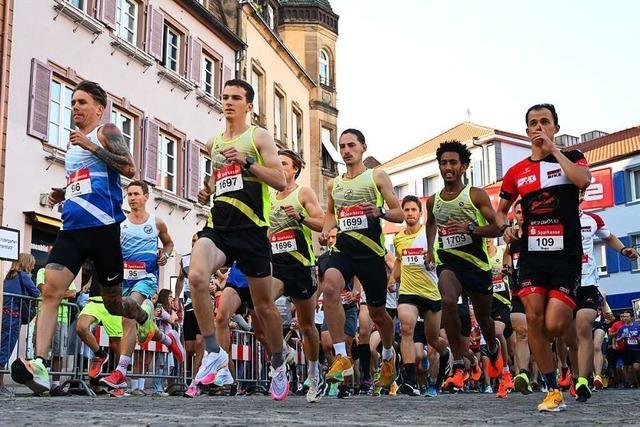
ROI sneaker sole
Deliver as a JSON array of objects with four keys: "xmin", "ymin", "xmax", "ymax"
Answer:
[
  {"xmin": 514, "ymin": 377, "xmax": 531, "ymax": 395},
  {"xmin": 539, "ymin": 404, "xmax": 567, "ymax": 412},
  {"xmin": 11, "ymin": 359, "xmax": 49, "ymax": 394},
  {"xmin": 270, "ymin": 382, "xmax": 290, "ymax": 401},
  {"xmin": 99, "ymin": 378, "xmax": 128, "ymax": 389},
  {"xmin": 88, "ymin": 357, "xmax": 109, "ymax": 379}
]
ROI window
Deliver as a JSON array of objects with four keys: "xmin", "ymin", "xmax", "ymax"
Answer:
[
  {"xmin": 157, "ymin": 133, "xmax": 177, "ymax": 193},
  {"xmin": 200, "ymin": 153, "xmax": 212, "ymax": 206},
  {"xmin": 593, "ymin": 242, "xmax": 608, "ymax": 276},
  {"xmin": 319, "ymin": 49, "xmax": 330, "ymax": 86},
  {"xmin": 266, "ymin": 4, "xmax": 275, "ymax": 29},
  {"xmin": 48, "ymin": 80, "xmax": 75, "ymax": 149},
  {"xmin": 321, "ymin": 127, "xmax": 337, "ymax": 173},
  {"xmin": 68, "ymin": 0, "xmax": 87, "ymax": 12},
  {"xmin": 472, "ymin": 160, "xmax": 483, "ymax": 187},
  {"xmin": 115, "ymin": 0, "xmax": 137, "ymax": 45},
  {"xmin": 291, "ymin": 108, "xmax": 302, "ymax": 153},
  {"xmin": 110, "ymin": 108, "xmax": 135, "ymax": 155},
  {"xmin": 162, "ymin": 24, "xmax": 180, "ymax": 72},
  {"xmin": 630, "ymin": 168, "xmax": 640, "ymax": 202},
  {"xmin": 422, "ymin": 175, "xmax": 441, "ymax": 196},
  {"xmin": 274, "ymin": 91, "xmax": 284, "ymax": 143},
  {"xmin": 632, "ymin": 234, "xmax": 640, "ymax": 271},
  {"xmin": 251, "ymin": 68, "xmax": 262, "ymax": 119},
  {"xmin": 201, "ymin": 55, "xmax": 217, "ymax": 97},
  {"xmin": 394, "ymin": 184, "xmax": 409, "ymax": 199}
]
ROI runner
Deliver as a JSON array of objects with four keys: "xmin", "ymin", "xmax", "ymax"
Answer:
[
  {"xmin": 425, "ymin": 140, "xmax": 505, "ymax": 393},
  {"xmin": 10, "ymin": 81, "xmax": 156, "ymax": 394},
  {"xmin": 268, "ymin": 149, "xmax": 325, "ymax": 402},
  {"xmin": 567, "ymin": 191, "xmax": 638, "ymax": 402},
  {"xmin": 497, "ymin": 103, "xmax": 592, "ymax": 412},
  {"xmin": 393, "ymin": 195, "xmax": 450, "ymax": 396},
  {"xmin": 100, "ymin": 180, "xmax": 184, "ymax": 391},
  {"xmin": 320, "ymin": 128, "xmax": 404, "ymax": 391},
  {"xmin": 190, "ymin": 79, "xmax": 290, "ymax": 400}
]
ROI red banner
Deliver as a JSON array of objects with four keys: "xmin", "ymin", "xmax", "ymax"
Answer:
[{"xmin": 582, "ymin": 168, "xmax": 613, "ymax": 211}]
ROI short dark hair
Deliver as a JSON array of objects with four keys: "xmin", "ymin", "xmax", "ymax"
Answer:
[
  {"xmin": 525, "ymin": 103, "xmax": 558, "ymax": 126},
  {"xmin": 278, "ymin": 149, "xmax": 305, "ymax": 179},
  {"xmin": 514, "ymin": 200, "xmax": 522, "ymax": 208},
  {"xmin": 126, "ymin": 180, "xmax": 149, "ymax": 195},
  {"xmin": 436, "ymin": 140, "xmax": 471, "ymax": 165},
  {"xmin": 340, "ymin": 128, "xmax": 366, "ymax": 145},
  {"xmin": 73, "ymin": 80, "xmax": 107, "ymax": 108},
  {"xmin": 224, "ymin": 79, "xmax": 254, "ymax": 103},
  {"xmin": 402, "ymin": 195, "xmax": 422, "ymax": 211}
]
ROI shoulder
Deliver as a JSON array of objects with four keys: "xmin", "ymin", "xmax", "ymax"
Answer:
[{"xmin": 155, "ymin": 216, "xmax": 168, "ymax": 230}]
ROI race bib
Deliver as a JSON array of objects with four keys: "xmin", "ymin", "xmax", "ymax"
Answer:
[
  {"xmin": 440, "ymin": 226, "xmax": 472, "ymax": 249},
  {"xmin": 492, "ymin": 276, "xmax": 506, "ymax": 292},
  {"xmin": 338, "ymin": 206, "xmax": 368, "ymax": 231},
  {"xmin": 528, "ymin": 224, "xmax": 564, "ymax": 251},
  {"xmin": 66, "ymin": 167, "xmax": 92, "ymax": 199},
  {"xmin": 215, "ymin": 164, "xmax": 243, "ymax": 195},
  {"xmin": 628, "ymin": 338, "xmax": 638, "ymax": 345},
  {"xmin": 270, "ymin": 230, "xmax": 297, "ymax": 254},
  {"xmin": 402, "ymin": 248, "xmax": 423, "ymax": 266},
  {"xmin": 124, "ymin": 261, "xmax": 146, "ymax": 281}
]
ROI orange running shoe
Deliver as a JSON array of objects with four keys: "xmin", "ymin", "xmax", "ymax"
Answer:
[
  {"xmin": 569, "ymin": 377, "xmax": 576, "ymax": 398},
  {"xmin": 442, "ymin": 368, "xmax": 465, "ymax": 392},
  {"xmin": 88, "ymin": 353, "xmax": 109, "ymax": 379},
  {"xmin": 486, "ymin": 339, "xmax": 504, "ymax": 379},
  {"xmin": 502, "ymin": 370, "xmax": 514, "ymax": 390},
  {"xmin": 470, "ymin": 363, "xmax": 482, "ymax": 382},
  {"xmin": 593, "ymin": 375, "xmax": 604, "ymax": 390},
  {"xmin": 557, "ymin": 368, "xmax": 572, "ymax": 389},
  {"xmin": 496, "ymin": 379, "xmax": 508, "ymax": 398}
]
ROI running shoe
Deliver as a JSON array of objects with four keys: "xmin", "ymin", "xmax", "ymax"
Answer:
[
  {"xmin": 558, "ymin": 368, "xmax": 572, "ymax": 389},
  {"xmin": 593, "ymin": 375, "xmax": 604, "ymax": 390},
  {"xmin": 306, "ymin": 375, "xmax": 323, "ymax": 403},
  {"xmin": 88, "ymin": 353, "xmax": 109, "ymax": 379},
  {"xmin": 514, "ymin": 371, "xmax": 531, "ymax": 394},
  {"xmin": 50, "ymin": 385, "xmax": 71, "ymax": 396},
  {"xmin": 109, "ymin": 388, "xmax": 129, "ymax": 397},
  {"xmin": 496, "ymin": 380, "xmax": 508, "ymax": 398},
  {"xmin": 575, "ymin": 377, "xmax": 591, "ymax": 403},
  {"xmin": 483, "ymin": 385, "xmax": 493, "ymax": 394},
  {"xmin": 194, "ymin": 349, "xmax": 229, "ymax": 385},
  {"xmin": 442, "ymin": 368, "xmax": 465, "ymax": 392},
  {"xmin": 502, "ymin": 371, "xmax": 514, "ymax": 390},
  {"xmin": 485, "ymin": 339, "xmax": 504, "ymax": 379},
  {"xmin": 569, "ymin": 377, "xmax": 577, "ymax": 398},
  {"xmin": 167, "ymin": 329, "xmax": 186, "ymax": 364},
  {"xmin": 152, "ymin": 391, "xmax": 169, "ymax": 397},
  {"xmin": 269, "ymin": 363, "xmax": 289, "ymax": 401},
  {"xmin": 540, "ymin": 382, "xmax": 548, "ymax": 393},
  {"xmin": 337, "ymin": 384, "xmax": 351, "ymax": 399},
  {"xmin": 426, "ymin": 385, "xmax": 438, "ymax": 397},
  {"xmin": 400, "ymin": 382, "xmax": 421, "ymax": 396},
  {"xmin": 537, "ymin": 389, "xmax": 566, "ymax": 412},
  {"xmin": 0, "ymin": 384, "xmax": 14, "ymax": 397},
  {"xmin": 183, "ymin": 380, "xmax": 199, "ymax": 398},
  {"xmin": 10, "ymin": 358, "xmax": 50, "ymax": 394},
  {"xmin": 325, "ymin": 355, "xmax": 354, "ymax": 383},
  {"xmin": 389, "ymin": 381, "xmax": 398, "ymax": 396},
  {"xmin": 470, "ymin": 362, "xmax": 482, "ymax": 382},
  {"xmin": 213, "ymin": 367, "xmax": 234, "ymax": 387},
  {"xmin": 130, "ymin": 389, "xmax": 146, "ymax": 396},
  {"xmin": 358, "ymin": 381, "xmax": 373, "ymax": 395},
  {"xmin": 376, "ymin": 351, "xmax": 397, "ymax": 389},
  {"xmin": 327, "ymin": 382, "xmax": 338, "ymax": 397},
  {"xmin": 100, "ymin": 370, "xmax": 128, "ymax": 389},
  {"xmin": 137, "ymin": 300, "xmax": 157, "ymax": 345}
]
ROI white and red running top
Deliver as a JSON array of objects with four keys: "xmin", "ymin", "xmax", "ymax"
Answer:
[{"xmin": 580, "ymin": 211, "xmax": 611, "ymax": 287}]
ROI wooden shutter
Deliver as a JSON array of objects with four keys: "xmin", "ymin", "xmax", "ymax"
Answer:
[
  {"xmin": 223, "ymin": 64, "xmax": 232, "ymax": 85},
  {"xmin": 187, "ymin": 36, "xmax": 202, "ymax": 86},
  {"xmin": 97, "ymin": 0, "xmax": 117, "ymax": 29},
  {"xmin": 184, "ymin": 140, "xmax": 200, "ymax": 202},
  {"xmin": 613, "ymin": 171, "xmax": 627, "ymax": 205},
  {"xmin": 142, "ymin": 117, "xmax": 159, "ymax": 185},
  {"xmin": 145, "ymin": 6, "xmax": 164, "ymax": 61},
  {"xmin": 99, "ymin": 99, "xmax": 113, "ymax": 126},
  {"xmin": 27, "ymin": 59, "xmax": 52, "ymax": 141}
]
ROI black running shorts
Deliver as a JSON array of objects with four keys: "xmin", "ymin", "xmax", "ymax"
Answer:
[{"xmin": 198, "ymin": 227, "xmax": 271, "ymax": 278}]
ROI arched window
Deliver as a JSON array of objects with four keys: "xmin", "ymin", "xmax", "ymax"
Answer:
[{"xmin": 319, "ymin": 49, "xmax": 330, "ymax": 86}]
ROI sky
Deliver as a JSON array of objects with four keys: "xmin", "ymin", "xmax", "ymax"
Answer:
[{"xmin": 331, "ymin": 0, "xmax": 640, "ymax": 164}]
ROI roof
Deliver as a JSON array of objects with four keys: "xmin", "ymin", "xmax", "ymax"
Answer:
[
  {"xmin": 380, "ymin": 122, "xmax": 525, "ymax": 171},
  {"xmin": 571, "ymin": 125, "xmax": 640, "ymax": 166},
  {"xmin": 279, "ymin": 0, "xmax": 334, "ymax": 12}
]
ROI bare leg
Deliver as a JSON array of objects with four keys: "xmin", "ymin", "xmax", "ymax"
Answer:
[{"xmin": 35, "ymin": 265, "xmax": 75, "ymax": 359}]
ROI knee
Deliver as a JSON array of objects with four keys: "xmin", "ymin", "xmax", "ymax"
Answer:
[
  {"xmin": 368, "ymin": 308, "xmax": 386, "ymax": 324},
  {"xmin": 526, "ymin": 312, "xmax": 544, "ymax": 329},
  {"xmin": 441, "ymin": 295, "xmax": 458, "ymax": 313},
  {"xmin": 215, "ymin": 312, "xmax": 228, "ymax": 329},
  {"xmin": 545, "ymin": 322, "xmax": 565, "ymax": 338},
  {"xmin": 41, "ymin": 283, "xmax": 65, "ymax": 301},
  {"xmin": 400, "ymin": 322, "xmax": 414, "ymax": 337},
  {"xmin": 322, "ymin": 281, "xmax": 341, "ymax": 301},
  {"xmin": 188, "ymin": 269, "xmax": 209, "ymax": 291},
  {"xmin": 515, "ymin": 326, "xmax": 528, "ymax": 341},
  {"xmin": 301, "ymin": 323, "xmax": 317, "ymax": 339}
]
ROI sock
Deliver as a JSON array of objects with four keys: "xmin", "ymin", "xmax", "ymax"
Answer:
[
  {"xmin": 358, "ymin": 344, "xmax": 371, "ymax": 382},
  {"xmin": 160, "ymin": 333, "xmax": 172, "ymax": 346},
  {"xmin": 308, "ymin": 360, "xmax": 320, "ymax": 377},
  {"xmin": 271, "ymin": 351, "xmax": 285, "ymax": 369},
  {"xmin": 203, "ymin": 334, "xmax": 221, "ymax": 353},
  {"xmin": 453, "ymin": 359, "xmax": 465, "ymax": 371},
  {"xmin": 333, "ymin": 342, "xmax": 347, "ymax": 357},
  {"xmin": 561, "ymin": 366, "xmax": 569, "ymax": 376},
  {"xmin": 543, "ymin": 372, "xmax": 559, "ymax": 390},
  {"xmin": 52, "ymin": 381, "xmax": 60, "ymax": 388},
  {"xmin": 404, "ymin": 363, "xmax": 416, "ymax": 385},
  {"xmin": 381, "ymin": 346, "xmax": 394, "ymax": 361},
  {"xmin": 116, "ymin": 355, "xmax": 131, "ymax": 375}
]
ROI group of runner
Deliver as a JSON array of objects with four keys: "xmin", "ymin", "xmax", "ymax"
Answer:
[{"xmin": 10, "ymin": 78, "xmax": 637, "ymax": 413}]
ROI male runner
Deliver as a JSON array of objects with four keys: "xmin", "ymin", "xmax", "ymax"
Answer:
[
  {"xmin": 269, "ymin": 149, "xmax": 325, "ymax": 402},
  {"xmin": 497, "ymin": 103, "xmax": 592, "ymax": 412},
  {"xmin": 190, "ymin": 79, "xmax": 290, "ymax": 400},
  {"xmin": 320, "ymin": 128, "xmax": 404, "ymax": 391},
  {"xmin": 393, "ymin": 195, "xmax": 450, "ymax": 396},
  {"xmin": 424, "ymin": 140, "xmax": 505, "ymax": 392},
  {"xmin": 101, "ymin": 180, "xmax": 184, "ymax": 390},
  {"xmin": 11, "ymin": 81, "xmax": 156, "ymax": 394}
]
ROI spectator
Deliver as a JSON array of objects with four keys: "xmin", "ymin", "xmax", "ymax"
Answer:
[
  {"xmin": 617, "ymin": 310, "xmax": 640, "ymax": 387},
  {"xmin": 608, "ymin": 313, "xmax": 627, "ymax": 387},
  {"xmin": 1, "ymin": 253, "xmax": 38, "ymax": 397},
  {"xmin": 152, "ymin": 289, "xmax": 178, "ymax": 397}
]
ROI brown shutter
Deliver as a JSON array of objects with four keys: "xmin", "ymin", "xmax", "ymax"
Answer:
[
  {"xmin": 142, "ymin": 117, "xmax": 159, "ymax": 185},
  {"xmin": 145, "ymin": 6, "xmax": 164, "ymax": 61},
  {"xmin": 100, "ymin": 99, "xmax": 113, "ymax": 126},
  {"xmin": 184, "ymin": 140, "xmax": 200, "ymax": 202},
  {"xmin": 27, "ymin": 59, "xmax": 52, "ymax": 141},
  {"xmin": 97, "ymin": 0, "xmax": 117, "ymax": 29},
  {"xmin": 187, "ymin": 36, "xmax": 202, "ymax": 86},
  {"xmin": 223, "ymin": 64, "xmax": 232, "ymax": 85}
]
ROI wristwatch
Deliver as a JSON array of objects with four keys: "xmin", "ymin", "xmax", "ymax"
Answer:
[
  {"xmin": 298, "ymin": 212, "xmax": 306, "ymax": 223},
  {"xmin": 379, "ymin": 207, "xmax": 387, "ymax": 219},
  {"xmin": 243, "ymin": 156, "xmax": 255, "ymax": 170},
  {"xmin": 467, "ymin": 222, "xmax": 476, "ymax": 235}
]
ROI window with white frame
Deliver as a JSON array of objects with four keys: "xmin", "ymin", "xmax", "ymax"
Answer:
[
  {"xmin": 115, "ymin": 0, "xmax": 138, "ymax": 45},
  {"xmin": 422, "ymin": 175, "xmax": 441, "ymax": 196},
  {"xmin": 162, "ymin": 24, "xmax": 180, "ymax": 73},
  {"xmin": 291, "ymin": 108, "xmax": 302, "ymax": 153},
  {"xmin": 631, "ymin": 168, "xmax": 640, "ymax": 202},
  {"xmin": 49, "ymin": 80, "xmax": 75, "ymax": 149},
  {"xmin": 394, "ymin": 184, "xmax": 410, "ymax": 199},
  {"xmin": 110, "ymin": 108, "xmax": 135, "ymax": 155},
  {"xmin": 472, "ymin": 160, "xmax": 483, "ymax": 187},
  {"xmin": 200, "ymin": 154, "xmax": 212, "ymax": 206},
  {"xmin": 201, "ymin": 55, "xmax": 217, "ymax": 97},
  {"xmin": 319, "ymin": 49, "xmax": 330, "ymax": 86},
  {"xmin": 68, "ymin": 0, "xmax": 87, "ymax": 12},
  {"xmin": 157, "ymin": 133, "xmax": 177, "ymax": 193},
  {"xmin": 632, "ymin": 234, "xmax": 640, "ymax": 271},
  {"xmin": 274, "ymin": 92, "xmax": 284, "ymax": 143},
  {"xmin": 593, "ymin": 241, "xmax": 608, "ymax": 276},
  {"xmin": 251, "ymin": 68, "xmax": 262, "ymax": 118}
]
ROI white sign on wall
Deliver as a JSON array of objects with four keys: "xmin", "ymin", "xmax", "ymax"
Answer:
[{"xmin": 0, "ymin": 226, "xmax": 20, "ymax": 261}]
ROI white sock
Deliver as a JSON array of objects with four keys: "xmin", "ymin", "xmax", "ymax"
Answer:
[
  {"xmin": 116, "ymin": 355, "xmax": 131, "ymax": 375},
  {"xmin": 333, "ymin": 342, "xmax": 347, "ymax": 357},
  {"xmin": 308, "ymin": 360, "xmax": 320, "ymax": 377},
  {"xmin": 138, "ymin": 378, "xmax": 145, "ymax": 390},
  {"xmin": 382, "ymin": 346, "xmax": 394, "ymax": 361},
  {"xmin": 160, "ymin": 333, "xmax": 172, "ymax": 346}
]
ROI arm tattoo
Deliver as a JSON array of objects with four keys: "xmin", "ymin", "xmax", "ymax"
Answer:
[{"xmin": 94, "ymin": 124, "xmax": 136, "ymax": 178}]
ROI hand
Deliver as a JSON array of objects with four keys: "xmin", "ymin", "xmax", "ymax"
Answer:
[
  {"xmin": 48, "ymin": 187, "xmax": 65, "ymax": 208},
  {"xmin": 444, "ymin": 217, "xmax": 470, "ymax": 235},
  {"xmin": 154, "ymin": 307, "xmax": 162, "ymax": 317},
  {"xmin": 281, "ymin": 205, "xmax": 301, "ymax": 220},
  {"xmin": 423, "ymin": 250, "xmax": 435, "ymax": 270},
  {"xmin": 319, "ymin": 230, "xmax": 329, "ymax": 246},
  {"xmin": 622, "ymin": 247, "xmax": 639, "ymax": 261},
  {"xmin": 69, "ymin": 130, "xmax": 94, "ymax": 151},
  {"xmin": 157, "ymin": 249, "xmax": 169, "ymax": 266},
  {"xmin": 387, "ymin": 280, "xmax": 396, "ymax": 292},
  {"xmin": 529, "ymin": 130, "xmax": 558, "ymax": 155},
  {"xmin": 604, "ymin": 312, "xmax": 615, "ymax": 322},
  {"xmin": 198, "ymin": 177, "xmax": 212, "ymax": 205},
  {"xmin": 503, "ymin": 226, "xmax": 517, "ymax": 244},
  {"xmin": 360, "ymin": 202, "xmax": 380, "ymax": 217},
  {"xmin": 221, "ymin": 147, "xmax": 247, "ymax": 166},
  {"xmin": 229, "ymin": 321, "xmax": 238, "ymax": 330}
]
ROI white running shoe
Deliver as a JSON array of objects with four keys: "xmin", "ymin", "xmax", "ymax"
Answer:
[
  {"xmin": 213, "ymin": 367, "xmax": 234, "ymax": 387},
  {"xmin": 269, "ymin": 363, "xmax": 290, "ymax": 401},
  {"xmin": 194, "ymin": 349, "xmax": 229, "ymax": 385},
  {"xmin": 306, "ymin": 375, "xmax": 323, "ymax": 403}
]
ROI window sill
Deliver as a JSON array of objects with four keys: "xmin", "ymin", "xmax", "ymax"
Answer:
[
  {"xmin": 53, "ymin": 1, "xmax": 105, "ymax": 36},
  {"xmin": 625, "ymin": 199, "xmax": 640, "ymax": 207},
  {"xmin": 321, "ymin": 167, "xmax": 338, "ymax": 178},
  {"xmin": 157, "ymin": 67, "xmax": 196, "ymax": 92},
  {"xmin": 110, "ymin": 35, "xmax": 155, "ymax": 67},
  {"xmin": 195, "ymin": 205, "xmax": 210, "ymax": 221},
  {"xmin": 153, "ymin": 188, "xmax": 192, "ymax": 211},
  {"xmin": 195, "ymin": 90, "xmax": 223, "ymax": 112},
  {"xmin": 42, "ymin": 143, "xmax": 67, "ymax": 166}
]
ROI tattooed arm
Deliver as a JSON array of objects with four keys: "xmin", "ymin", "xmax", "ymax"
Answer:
[{"xmin": 86, "ymin": 124, "xmax": 136, "ymax": 178}]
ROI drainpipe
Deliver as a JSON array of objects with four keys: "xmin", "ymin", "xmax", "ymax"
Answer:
[{"xmin": 472, "ymin": 136, "xmax": 486, "ymax": 187}]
